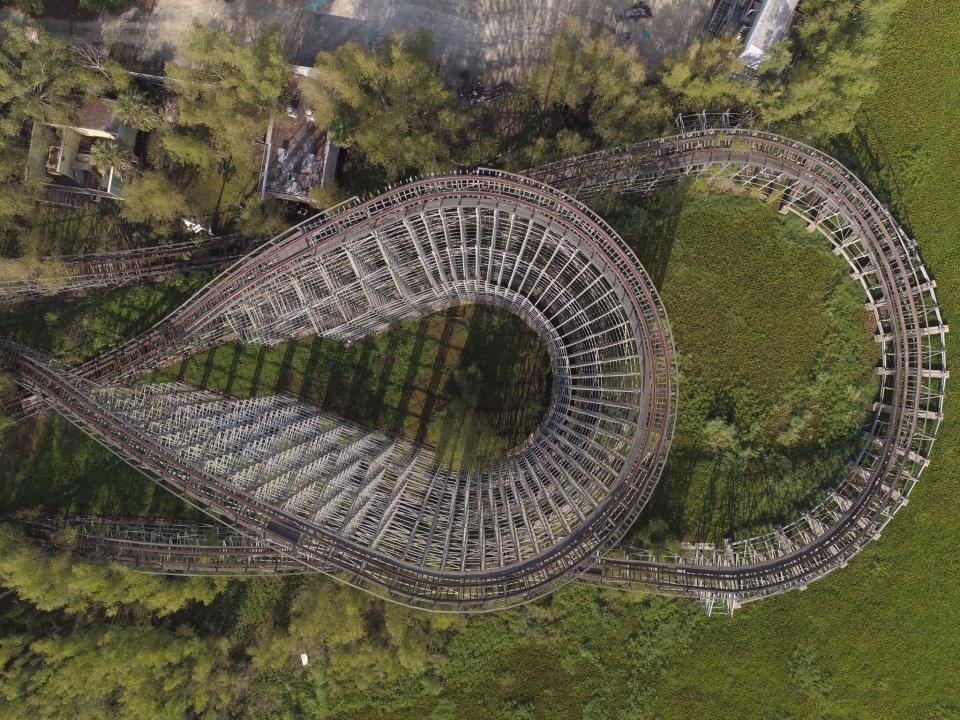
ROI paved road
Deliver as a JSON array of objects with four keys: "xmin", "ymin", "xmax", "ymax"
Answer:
[{"xmin": 3, "ymin": 0, "xmax": 711, "ymax": 84}]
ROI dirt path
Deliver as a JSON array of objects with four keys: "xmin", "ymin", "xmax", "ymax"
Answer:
[{"xmin": 4, "ymin": 0, "xmax": 710, "ymax": 84}]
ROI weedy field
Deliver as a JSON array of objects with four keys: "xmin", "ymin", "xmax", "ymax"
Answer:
[{"xmin": 644, "ymin": 2, "xmax": 960, "ymax": 717}]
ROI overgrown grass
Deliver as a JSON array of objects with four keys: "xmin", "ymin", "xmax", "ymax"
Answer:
[
  {"xmin": 642, "ymin": 3, "xmax": 960, "ymax": 717},
  {"xmin": 0, "ymin": 271, "xmax": 211, "ymax": 364},
  {"xmin": 0, "ymin": 274, "xmax": 211, "ymax": 517},
  {"xmin": 604, "ymin": 190, "xmax": 878, "ymax": 543},
  {"xmin": 2, "ymin": 5, "xmax": 957, "ymax": 715}
]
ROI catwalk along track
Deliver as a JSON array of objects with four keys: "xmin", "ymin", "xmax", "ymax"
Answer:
[
  {"xmin": 0, "ymin": 233, "xmax": 265, "ymax": 306},
  {"xmin": 0, "ymin": 129, "xmax": 946, "ymax": 614}
]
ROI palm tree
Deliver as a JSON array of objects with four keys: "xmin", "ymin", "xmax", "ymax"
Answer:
[
  {"xmin": 90, "ymin": 139, "xmax": 132, "ymax": 181},
  {"xmin": 114, "ymin": 88, "xmax": 161, "ymax": 131}
]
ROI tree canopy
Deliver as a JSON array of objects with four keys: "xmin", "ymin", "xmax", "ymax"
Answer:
[
  {"xmin": 521, "ymin": 18, "xmax": 672, "ymax": 153},
  {"xmin": 0, "ymin": 23, "xmax": 88, "ymax": 235},
  {"xmin": 121, "ymin": 170, "xmax": 187, "ymax": 227},
  {"xmin": 660, "ymin": 35, "xmax": 758, "ymax": 112},
  {"xmin": 165, "ymin": 23, "xmax": 289, "ymax": 170},
  {"xmin": 759, "ymin": 0, "xmax": 906, "ymax": 141},
  {"xmin": 0, "ymin": 21, "xmax": 89, "ymax": 131},
  {"xmin": 527, "ymin": 18, "xmax": 671, "ymax": 145},
  {"xmin": 303, "ymin": 31, "xmax": 468, "ymax": 179}
]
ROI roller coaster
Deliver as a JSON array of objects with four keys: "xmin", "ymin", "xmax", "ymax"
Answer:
[{"xmin": 0, "ymin": 127, "xmax": 947, "ymax": 615}]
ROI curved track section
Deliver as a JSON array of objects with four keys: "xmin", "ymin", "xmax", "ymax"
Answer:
[
  {"xmin": 0, "ymin": 170, "xmax": 676, "ymax": 609},
  {"xmin": 532, "ymin": 128, "xmax": 947, "ymax": 612},
  {"xmin": 1, "ymin": 129, "xmax": 947, "ymax": 614}
]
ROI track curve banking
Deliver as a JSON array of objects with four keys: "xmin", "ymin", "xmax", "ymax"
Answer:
[
  {"xmin": 532, "ymin": 129, "xmax": 948, "ymax": 612},
  {"xmin": 1, "ymin": 170, "xmax": 678, "ymax": 609},
  {"xmin": 0, "ymin": 129, "xmax": 947, "ymax": 613}
]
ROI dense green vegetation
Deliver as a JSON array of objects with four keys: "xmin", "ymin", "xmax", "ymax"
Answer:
[
  {"xmin": 302, "ymin": 31, "xmax": 487, "ymax": 189},
  {"xmin": 1, "ymin": 1, "xmax": 958, "ymax": 717},
  {"xmin": 0, "ymin": 21, "xmax": 289, "ymax": 267},
  {"xmin": 0, "ymin": 525, "xmax": 224, "ymax": 616},
  {"xmin": 0, "ymin": 271, "xmax": 210, "ymax": 364},
  {"xmin": 644, "ymin": 2, "xmax": 960, "ymax": 716},
  {"xmin": 0, "ymin": 272, "xmax": 210, "ymax": 517},
  {"xmin": 604, "ymin": 190, "xmax": 878, "ymax": 543},
  {"xmin": 0, "ymin": 0, "xmax": 901, "ymax": 255}
]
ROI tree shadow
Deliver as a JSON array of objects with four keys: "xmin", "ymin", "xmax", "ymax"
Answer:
[
  {"xmin": 831, "ymin": 117, "xmax": 917, "ymax": 238},
  {"xmin": 595, "ymin": 179, "xmax": 691, "ymax": 290},
  {"xmin": 150, "ymin": 304, "xmax": 552, "ymax": 471}
]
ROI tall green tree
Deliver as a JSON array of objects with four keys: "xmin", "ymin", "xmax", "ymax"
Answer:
[
  {"xmin": 760, "ymin": 0, "xmax": 906, "ymax": 141},
  {"xmin": 113, "ymin": 87, "xmax": 161, "ymax": 131},
  {"xmin": 0, "ymin": 526, "xmax": 226, "ymax": 617},
  {"xmin": 524, "ymin": 17, "xmax": 671, "ymax": 147},
  {"xmin": 0, "ymin": 21, "xmax": 88, "ymax": 131},
  {"xmin": 165, "ymin": 24, "xmax": 289, "ymax": 172},
  {"xmin": 0, "ymin": 23, "xmax": 92, "ymax": 234},
  {"xmin": 660, "ymin": 35, "xmax": 759, "ymax": 112},
  {"xmin": 90, "ymin": 138, "xmax": 132, "ymax": 180},
  {"xmin": 302, "ymin": 31, "xmax": 468, "ymax": 179},
  {"xmin": 121, "ymin": 170, "xmax": 187, "ymax": 228}
]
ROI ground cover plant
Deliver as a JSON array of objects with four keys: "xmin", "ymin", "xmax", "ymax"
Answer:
[
  {"xmin": 642, "ymin": 2, "xmax": 960, "ymax": 716},
  {"xmin": 604, "ymin": 189, "xmax": 878, "ymax": 544},
  {"xmin": 0, "ymin": 272, "xmax": 211, "ymax": 517},
  {"xmin": 147, "ymin": 304, "xmax": 551, "ymax": 472}
]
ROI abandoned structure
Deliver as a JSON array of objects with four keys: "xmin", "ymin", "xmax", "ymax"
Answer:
[{"xmin": 25, "ymin": 97, "xmax": 137, "ymax": 206}]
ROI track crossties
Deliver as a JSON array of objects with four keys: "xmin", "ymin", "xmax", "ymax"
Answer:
[
  {"xmin": 532, "ymin": 129, "xmax": 947, "ymax": 613},
  {"xmin": 1, "ymin": 171, "xmax": 676, "ymax": 609},
  {"xmin": 0, "ymin": 130, "xmax": 946, "ymax": 614}
]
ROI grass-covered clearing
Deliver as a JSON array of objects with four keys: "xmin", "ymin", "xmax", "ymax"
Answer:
[
  {"xmin": 606, "ymin": 190, "xmax": 878, "ymax": 544},
  {"xmin": 0, "ymin": 274, "xmax": 212, "ymax": 517},
  {"xmin": 642, "ymin": 2, "xmax": 960, "ymax": 716},
  {"xmin": 147, "ymin": 305, "xmax": 551, "ymax": 471}
]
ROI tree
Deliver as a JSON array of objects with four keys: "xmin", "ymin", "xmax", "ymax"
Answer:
[
  {"xmin": 121, "ymin": 170, "xmax": 187, "ymax": 227},
  {"xmin": 660, "ymin": 36, "xmax": 759, "ymax": 112},
  {"xmin": 0, "ymin": 526, "xmax": 226, "ymax": 616},
  {"xmin": 303, "ymin": 31, "xmax": 468, "ymax": 179},
  {"xmin": 759, "ymin": 0, "xmax": 905, "ymax": 141},
  {"xmin": 70, "ymin": 39, "xmax": 130, "ymax": 93},
  {"xmin": 159, "ymin": 129, "xmax": 218, "ymax": 169},
  {"xmin": 0, "ymin": 24, "xmax": 111, "ymax": 238},
  {"xmin": 90, "ymin": 138, "xmax": 132, "ymax": 180},
  {"xmin": 165, "ymin": 24, "xmax": 289, "ymax": 170},
  {"xmin": 522, "ymin": 18, "xmax": 671, "ymax": 149},
  {"xmin": 0, "ymin": 135, "xmax": 37, "ymax": 232},
  {"xmin": 114, "ymin": 87, "xmax": 161, "ymax": 131},
  {"xmin": 0, "ymin": 21, "xmax": 92, "ymax": 131},
  {"xmin": 520, "ymin": 128, "xmax": 593, "ymax": 168}
]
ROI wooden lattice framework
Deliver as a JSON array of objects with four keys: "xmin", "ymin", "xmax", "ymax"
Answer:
[{"xmin": 0, "ymin": 129, "xmax": 946, "ymax": 615}]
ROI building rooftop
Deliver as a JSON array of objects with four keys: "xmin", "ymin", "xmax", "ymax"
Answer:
[{"xmin": 741, "ymin": 0, "xmax": 799, "ymax": 68}]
